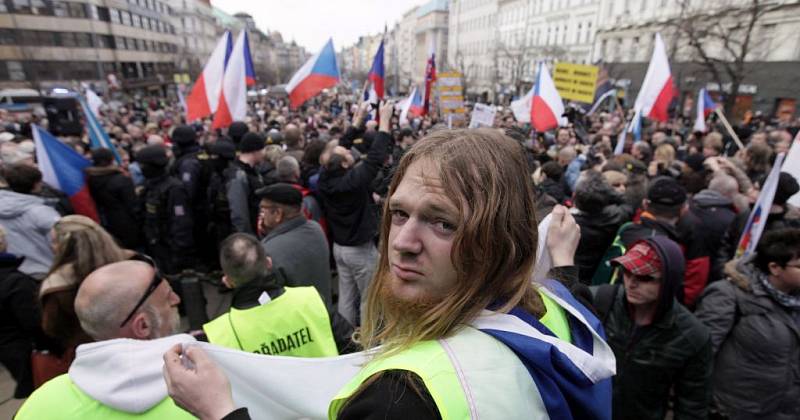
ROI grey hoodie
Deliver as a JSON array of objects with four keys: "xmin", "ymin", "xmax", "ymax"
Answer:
[
  {"xmin": 0, "ymin": 189, "xmax": 60, "ymax": 277},
  {"xmin": 69, "ymin": 334, "xmax": 197, "ymax": 413}
]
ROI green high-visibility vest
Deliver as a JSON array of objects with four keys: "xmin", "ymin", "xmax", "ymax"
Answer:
[
  {"xmin": 203, "ymin": 286, "xmax": 338, "ymax": 357},
  {"xmin": 328, "ymin": 289, "xmax": 572, "ymax": 419},
  {"xmin": 14, "ymin": 374, "xmax": 194, "ymax": 419}
]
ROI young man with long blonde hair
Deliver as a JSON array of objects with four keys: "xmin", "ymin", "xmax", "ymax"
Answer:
[{"xmin": 163, "ymin": 128, "xmax": 615, "ymax": 419}]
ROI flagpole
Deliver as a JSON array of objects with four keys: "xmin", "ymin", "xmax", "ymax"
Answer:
[{"xmin": 714, "ymin": 108, "xmax": 746, "ymax": 151}]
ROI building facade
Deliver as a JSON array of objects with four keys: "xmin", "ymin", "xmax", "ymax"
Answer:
[
  {"xmin": 0, "ymin": 0, "xmax": 181, "ymax": 92},
  {"xmin": 593, "ymin": 0, "xmax": 800, "ymax": 118}
]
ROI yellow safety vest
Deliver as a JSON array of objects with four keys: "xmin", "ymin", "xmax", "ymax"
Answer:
[
  {"xmin": 329, "ymin": 290, "xmax": 572, "ymax": 419},
  {"xmin": 14, "ymin": 374, "xmax": 193, "ymax": 419},
  {"xmin": 203, "ymin": 286, "xmax": 338, "ymax": 357}
]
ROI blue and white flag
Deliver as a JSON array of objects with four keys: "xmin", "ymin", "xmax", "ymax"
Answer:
[{"xmin": 79, "ymin": 96, "xmax": 121, "ymax": 164}]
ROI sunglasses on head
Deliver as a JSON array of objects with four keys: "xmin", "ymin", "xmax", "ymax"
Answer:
[
  {"xmin": 621, "ymin": 267, "xmax": 660, "ymax": 283},
  {"xmin": 119, "ymin": 254, "xmax": 164, "ymax": 327}
]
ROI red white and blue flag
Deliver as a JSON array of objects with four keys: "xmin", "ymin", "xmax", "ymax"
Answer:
[
  {"xmin": 212, "ymin": 30, "xmax": 256, "ymax": 129},
  {"xmin": 186, "ymin": 31, "xmax": 232, "ymax": 122},
  {"xmin": 32, "ymin": 125, "xmax": 99, "ymax": 221},
  {"xmin": 633, "ymin": 33, "xmax": 675, "ymax": 122},
  {"xmin": 399, "ymin": 87, "xmax": 423, "ymax": 123},
  {"xmin": 422, "ymin": 52, "xmax": 436, "ymax": 116},
  {"xmin": 693, "ymin": 88, "xmax": 719, "ymax": 132},
  {"xmin": 736, "ymin": 152, "xmax": 786, "ymax": 257},
  {"xmin": 367, "ymin": 39, "xmax": 385, "ymax": 100},
  {"xmin": 287, "ymin": 38, "xmax": 340, "ymax": 109},
  {"xmin": 530, "ymin": 62, "xmax": 566, "ymax": 132}
]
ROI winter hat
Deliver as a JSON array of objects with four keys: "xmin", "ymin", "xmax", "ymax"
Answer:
[
  {"xmin": 774, "ymin": 172, "xmax": 800, "ymax": 205},
  {"xmin": 647, "ymin": 176, "xmax": 687, "ymax": 206},
  {"xmin": 256, "ymin": 183, "xmax": 302, "ymax": 207},
  {"xmin": 209, "ymin": 140, "xmax": 236, "ymax": 160},
  {"xmin": 136, "ymin": 145, "xmax": 169, "ymax": 167},
  {"xmin": 171, "ymin": 125, "xmax": 197, "ymax": 147},
  {"xmin": 228, "ymin": 121, "xmax": 250, "ymax": 143},
  {"xmin": 239, "ymin": 132, "xmax": 265, "ymax": 153}
]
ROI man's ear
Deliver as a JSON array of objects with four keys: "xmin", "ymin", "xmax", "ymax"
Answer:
[
  {"xmin": 265, "ymin": 256, "xmax": 273, "ymax": 272},
  {"xmin": 221, "ymin": 274, "xmax": 234, "ymax": 289},
  {"xmin": 768, "ymin": 261, "xmax": 783, "ymax": 277},
  {"xmin": 130, "ymin": 312, "xmax": 151, "ymax": 340}
]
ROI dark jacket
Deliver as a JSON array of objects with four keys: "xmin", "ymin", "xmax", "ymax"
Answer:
[
  {"xmin": 695, "ymin": 258, "xmax": 800, "ymax": 420},
  {"xmin": 227, "ymin": 160, "xmax": 264, "ymax": 235},
  {"xmin": 679, "ymin": 189, "xmax": 737, "ymax": 285},
  {"xmin": 573, "ymin": 204, "xmax": 632, "ymax": 285},
  {"xmin": 261, "ymin": 216, "xmax": 332, "ymax": 308},
  {"xmin": 318, "ymin": 130, "xmax": 391, "ymax": 246},
  {"xmin": 140, "ymin": 174, "xmax": 194, "ymax": 274},
  {"xmin": 593, "ymin": 236, "xmax": 712, "ymax": 420},
  {"xmin": 85, "ymin": 166, "xmax": 142, "ymax": 249},
  {"xmin": 0, "ymin": 253, "xmax": 42, "ymax": 398},
  {"xmin": 171, "ymin": 145, "xmax": 204, "ymax": 204}
]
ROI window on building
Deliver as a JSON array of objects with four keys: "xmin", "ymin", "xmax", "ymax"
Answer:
[
  {"xmin": 7, "ymin": 61, "xmax": 25, "ymax": 81},
  {"xmin": 114, "ymin": 36, "xmax": 126, "ymax": 49},
  {"xmin": 120, "ymin": 10, "xmax": 131, "ymax": 26},
  {"xmin": 59, "ymin": 32, "xmax": 76, "ymax": 47},
  {"xmin": 121, "ymin": 62, "xmax": 138, "ymax": 78},
  {"xmin": 0, "ymin": 29, "xmax": 15, "ymax": 45},
  {"xmin": 67, "ymin": 2, "xmax": 86, "ymax": 18},
  {"xmin": 11, "ymin": 0, "xmax": 32, "ymax": 14},
  {"xmin": 96, "ymin": 6, "xmax": 109, "ymax": 21},
  {"xmin": 132, "ymin": 14, "xmax": 141, "ymax": 28},
  {"xmin": 102, "ymin": 62, "xmax": 116, "ymax": 74},
  {"xmin": 75, "ymin": 32, "xmax": 92, "ymax": 48},
  {"xmin": 586, "ymin": 22, "xmax": 592, "ymax": 43},
  {"xmin": 96, "ymin": 34, "xmax": 113, "ymax": 49},
  {"xmin": 110, "ymin": 8, "xmax": 120, "ymax": 23}
]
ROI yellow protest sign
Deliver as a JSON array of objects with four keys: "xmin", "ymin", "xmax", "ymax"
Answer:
[{"xmin": 553, "ymin": 62, "xmax": 598, "ymax": 104}]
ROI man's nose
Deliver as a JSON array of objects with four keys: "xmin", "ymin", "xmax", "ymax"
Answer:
[{"xmin": 392, "ymin": 219, "xmax": 423, "ymax": 255}]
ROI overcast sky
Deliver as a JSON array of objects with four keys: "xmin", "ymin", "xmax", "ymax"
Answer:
[{"xmin": 212, "ymin": 0, "xmax": 428, "ymax": 52}]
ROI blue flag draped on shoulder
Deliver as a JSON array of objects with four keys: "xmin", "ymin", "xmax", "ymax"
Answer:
[{"xmin": 78, "ymin": 96, "xmax": 121, "ymax": 164}]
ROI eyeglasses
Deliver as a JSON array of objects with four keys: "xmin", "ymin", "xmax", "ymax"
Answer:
[
  {"xmin": 119, "ymin": 254, "xmax": 164, "ymax": 327},
  {"xmin": 621, "ymin": 267, "xmax": 661, "ymax": 283}
]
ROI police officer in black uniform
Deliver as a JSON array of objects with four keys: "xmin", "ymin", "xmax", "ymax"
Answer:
[
  {"xmin": 136, "ymin": 145, "xmax": 195, "ymax": 274},
  {"xmin": 227, "ymin": 132, "xmax": 266, "ymax": 235},
  {"xmin": 206, "ymin": 139, "xmax": 237, "ymax": 250},
  {"xmin": 172, "ymin": 125, "xmax": 215, "ymax": 267}
]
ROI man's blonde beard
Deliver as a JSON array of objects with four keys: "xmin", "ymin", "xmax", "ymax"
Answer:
[{"xmin": 377, "ymin": 278, "xmax": 446, "ymax": 335}]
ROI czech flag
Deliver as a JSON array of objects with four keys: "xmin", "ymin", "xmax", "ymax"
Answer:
[
  {"xmin": 399, "ymin": 87, "xmax": 423, "ymax": 123},
  {"xmin": 422, "ymin": 53, "xmax": 436, "ymax": 116},
  {"xmin": 530, "ymin": 62, "xmax": 566, "ymax": 132},
  {"xmin": 286, "ymin": 38, "xmax": 340, "ymax": 109},
  {"xmin": 212, "ymin": 30, "xmax": 256, "ymax": 129},
  {"xmin": 186, "ymin": 31, "xmax": 232, "ymax": 122},
  {"xmin": 32, "ymin": 125, "xmax": 99, "ymax": 222},
  {"xmin": 367, "ymin": 39, "xmax": 385, "ymax": 100},
  {"xmin": 693, "ymin": 88, "xmax": 718, "ymax": 132},
  {"xmin": 633, "ymin": 33, "xmax": 675, "ymax": 122},
  {"xmin": 736, "ymin": 152, "xmax": 786, "ymax": 257}
]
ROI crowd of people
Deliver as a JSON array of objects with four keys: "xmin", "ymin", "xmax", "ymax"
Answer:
[{"xmin": 0, "ymin": 89, "xmax": 798, "ymax": 419}]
